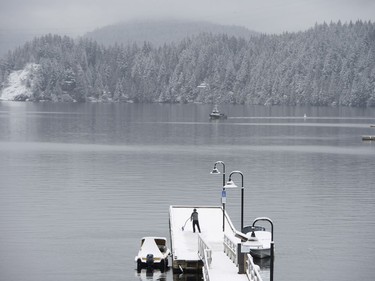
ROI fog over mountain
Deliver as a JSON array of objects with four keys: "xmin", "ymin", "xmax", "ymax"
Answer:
[
  {"xmin": 1, "ymin": 0, "xmax": 374, "ymax": 56},
  {"xmin": 0, "ymin": 20, "xmax": 257, "ymax": 57},
  {"xmin": 84, "ymin": 20, "xmax": 259, "ymax": 47}
]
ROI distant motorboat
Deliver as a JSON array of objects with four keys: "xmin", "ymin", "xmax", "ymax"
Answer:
[{"xmin": 209, "ymin": 105, "xmax": 227, "ymax": 120}]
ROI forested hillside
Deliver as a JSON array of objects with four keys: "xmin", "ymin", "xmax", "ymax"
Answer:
[{"xmin": 1, "ymin": 21, "xmax": 374, "ymax": 106}]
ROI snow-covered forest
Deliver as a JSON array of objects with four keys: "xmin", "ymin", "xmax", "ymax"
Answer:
[{"xmin": 1, "ymin": 20, "xmax": 374, "ymax": 106}]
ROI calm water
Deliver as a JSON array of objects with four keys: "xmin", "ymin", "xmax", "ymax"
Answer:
[{"xmin": 0, "ymin": 102, "xmax": 374, "ymax": 281}]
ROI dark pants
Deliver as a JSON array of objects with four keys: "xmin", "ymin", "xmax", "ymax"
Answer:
[{"xmin": 192, "ymin": 220, "xmax": 201, "ymax": 233}]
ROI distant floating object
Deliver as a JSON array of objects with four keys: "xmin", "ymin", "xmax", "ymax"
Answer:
[
  {"xmin": 303, "ymin": 114, "xmax": 307, "ymax": 119},
  {"xmin": 370, "ymin": 125, "xmax": 375, "ymax": 128},
  {"xmin": 197, "ymin": 82, "xmax": 209, "ymax": 88},
  {"xmin": 209, "ymin": 105, "xmax": 227, "ymax": 120},
  {"xmin": 362, "ymin": 135, "xmax": 375, "ymax": 141}
]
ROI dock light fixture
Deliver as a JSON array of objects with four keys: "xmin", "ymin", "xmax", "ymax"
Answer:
[
  {"xmin": 210, "ymin": 167, "xmax": 220, "ymax": 175},
  {"xmin": 224, "ymin": 171, "xmax": 244, "ymax": 232},
  {"xmin": 211, "ymin": 161, "xmax": 226, "ymax": 231},
  {"xmin": 224, "ymin": 179, "xmax": 237, "ymax": 188}
]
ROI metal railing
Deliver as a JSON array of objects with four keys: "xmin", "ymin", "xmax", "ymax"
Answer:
[
  {"xmin": 198, "ymin": 234, "xmax": 212, "ymax": 281},
  {"xmin": 223, "ymin": 233, "xmax": 237, "ymax": 264},
  {"xmin": 245, "ymin": 253, "xmax": 263, "ymax": 281},
  {"xmin": 202, "ymin": 248, "xmax": 212, "ymax": 281},
  {"xmin": 223, "ymin": 216, "xmax": 263, "ymax": 281}
]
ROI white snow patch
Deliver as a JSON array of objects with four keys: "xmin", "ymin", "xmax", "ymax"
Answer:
[{"xmin": 0, "ymin": 63, "xmax": 40, "ymax": 101}]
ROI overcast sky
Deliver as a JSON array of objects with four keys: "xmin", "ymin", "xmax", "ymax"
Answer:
[{"xmin": 0, "ymin": 0, "xmax": 374, "ymax": 36}]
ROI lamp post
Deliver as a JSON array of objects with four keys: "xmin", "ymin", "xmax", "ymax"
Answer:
[
  {"xmin": 224, "ymin": 171, "xmax": 244, "ymax": 232},
  {"xmin": 252, "ymin": 217, "xmax": 274, "ymax": 281},
  {"xmin": 210, "ymin": 161, "xmax": 226, "ymax": 231}
]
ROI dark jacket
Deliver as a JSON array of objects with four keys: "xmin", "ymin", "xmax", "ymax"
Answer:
[{"xmin": 191, "ymin": 211, "xmax": 198, "ymax": 221}]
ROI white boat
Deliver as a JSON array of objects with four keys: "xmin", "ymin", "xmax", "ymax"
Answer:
[
  {"xmin": 135, "ymin": 237, "xmax": 171, "ymax": 272},
  {"xmin": 209, "ymin": 105, "xmax": 227, "ymax": 120},
  {"xmin": 243, "ymin": 226, "xmax": 272, "ymax": 259}
]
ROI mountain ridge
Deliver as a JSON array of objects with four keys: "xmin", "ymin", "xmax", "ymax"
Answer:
[
  {"xmin": 83, "ymin": 19, "xmax": 259, "ymax": 47},
  {"xmin": 0, "ymin": 20, "xmax": 258, "ymax": 57}
]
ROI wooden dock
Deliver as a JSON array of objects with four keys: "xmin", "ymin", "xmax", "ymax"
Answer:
[
  {"xmin": 169, "ymin": 205, "xmax": 263, "ymax": 281},
  {"xmin": 362, "ymin": 135, "xmax": 375, "ymax": 141}
]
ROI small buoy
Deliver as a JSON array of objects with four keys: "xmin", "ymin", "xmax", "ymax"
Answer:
[{"xmin": 303, "ymin": 114, "xmax": 307, "ymax": 118}]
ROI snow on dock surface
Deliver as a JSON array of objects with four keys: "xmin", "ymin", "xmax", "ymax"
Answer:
[
  {"xmin": 169, "ymin": 205, "xmax": 254, "ymax": 280},
  {"xmin": 169, "ymin": 206, "xmax": 224, "ymax": 260},
  {"xmin": 209, "ymin": 251, "xmax": 247, "ymax": 280}
]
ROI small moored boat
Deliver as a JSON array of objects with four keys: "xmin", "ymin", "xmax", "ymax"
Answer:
[
  {"xmin": 243, "ymin": 225, "xmax": 272, "ymax": 259},
  {"xmin": 135, "ymin": 237, "xmax": 171, "ymax": 272}
]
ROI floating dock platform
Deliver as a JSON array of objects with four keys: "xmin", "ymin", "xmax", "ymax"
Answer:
[
  {"xmin": 169, "ymin": 205, "xmax": 263, "ymax": 281},
  {"xmin": 169, "ymin": 206, "xmax": 222, "ymax": 272},
  {"xmin": 362, "ymin": 135, "xmax": 375, "ymax": 141}
]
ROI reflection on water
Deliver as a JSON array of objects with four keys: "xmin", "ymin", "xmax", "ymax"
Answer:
[
  {"xmin": 172, "ymin": 273, "xmax": 202, "ymax": 281},
  {"xmin": 134, "ymin": 269, "xmax": 167, "ymax": 281},
  {"xmin": 134, "ymin": 268, "xmax": 202, "ymax": 281},
  {"xmin": 0, "ymin": 102, "xmax": 374, "ymax": 281}
]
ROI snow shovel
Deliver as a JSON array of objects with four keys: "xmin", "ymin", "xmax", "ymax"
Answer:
[{"xmin": 181, "ymin": 217, "xmax": 190, "ymax": 231}]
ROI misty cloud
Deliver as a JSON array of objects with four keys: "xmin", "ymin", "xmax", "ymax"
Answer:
[{"xmin": 0, "ymin": 0, "xmax": 374, "ymax": 36}]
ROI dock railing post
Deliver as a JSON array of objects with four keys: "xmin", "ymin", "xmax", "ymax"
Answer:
[
  {"xmin": 270, "ymin": 241, "xmax": 274, "ymax": 281},
  {"xmin": 237, "ymin": 243, "xmax": 245, "ymax": 274}
]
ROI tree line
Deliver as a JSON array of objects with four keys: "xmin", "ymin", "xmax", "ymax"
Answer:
[{"xmin": 0, "ymin": 20, "xmax": 374, "ymax": 106}]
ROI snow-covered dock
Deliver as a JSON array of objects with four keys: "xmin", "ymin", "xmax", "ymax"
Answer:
[
  {"xmin": 169, "ymin": 205, "xmax": 263, "ymax": 281},
  {"xmin": 362, "ymin": 135, "xmax": 375, "ymax": 141}
]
